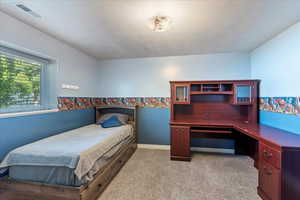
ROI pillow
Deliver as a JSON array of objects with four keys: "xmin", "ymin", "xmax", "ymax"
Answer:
[
  {"xmin": 97, "ymin": 113, "xmax": 129, "ymax": 124},
  {"xmin": 100, "ymin": 115, "xmax": 123, "ymax": 128}
]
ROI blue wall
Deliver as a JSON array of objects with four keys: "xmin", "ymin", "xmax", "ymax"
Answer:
[
  {"xmin": 0, "ymin": 108, "xmax": 95, "ymax": 160},
  {"xmin": 137, "ymin": 108, "xmax": 234, "ymax": 149},
  {"xmin": 251, "ymin": 21, "xmax": 300, "ymax": 136},
  {"xmin": 97, "ymin": 53, "xmax": 251, "ymax": 97},
  {"xmin": 137, "ymin": 108, "xmax": 300, "ymax": 147},
  {"xmin": 137, "ymin": 108, "xmax": 170, "ymax": 145},
  {"xmin": 3, "ymin": 107, "xmax": 295, "ymax": 160},
  {"xmin": 251, "ymin": 21, "xmax": 300, "ymax": 97},
  {"xmin": 260, "ymin": 111, "xmax": 300, "ymax": 135}
]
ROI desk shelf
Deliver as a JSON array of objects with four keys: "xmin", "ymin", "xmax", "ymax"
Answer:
[
  {"xmin": 190, "ymin": 91, "xmax": 233, "ymax": 95},
  {"xmin": 190, "ymin": 129, "xmax": 232, "ymax": 134},
  {"xmin": 190, "ymin": 83, "xmax": 234, "ymax": 95}
]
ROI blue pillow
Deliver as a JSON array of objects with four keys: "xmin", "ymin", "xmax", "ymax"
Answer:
[
  {"xmin": 100, "ymin": 115, "xmax": 123, "ymax": 128},
  {"xmin": 0, "ymin": 168, "xmax": 8, "ymax": 177}
]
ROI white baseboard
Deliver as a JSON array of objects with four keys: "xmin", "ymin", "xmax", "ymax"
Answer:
[
  {"xmin": 138, "ymin": 144, "xmax": 234, "ymax": 154},
  {"xmin": 138, "ymin": 144, "xmax": 170, "ymax": 150}
]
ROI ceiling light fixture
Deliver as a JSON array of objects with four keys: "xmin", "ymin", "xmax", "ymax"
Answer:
[{"xmin": 149, "ymin": 16, "xmax": 172, "ymax": 32}]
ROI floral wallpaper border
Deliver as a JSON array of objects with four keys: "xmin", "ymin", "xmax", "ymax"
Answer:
[
  {"xmin": 58, "ymin": 96, "xmax": 300, "ymax": 116},
  {"xmin": 58, "ymin": 97, "xmax": 170, "ymax": 111},
  {"xmin": 260, "ymin": 97, "xmax": 300, "ymax": 116}
]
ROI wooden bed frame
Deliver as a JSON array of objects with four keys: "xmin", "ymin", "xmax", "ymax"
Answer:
[{"xmin": 0, "ymin": 106, "xmax": 137, "ymax": 200}]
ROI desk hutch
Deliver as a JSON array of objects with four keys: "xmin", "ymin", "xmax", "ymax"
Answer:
[{"xmin": 170, "ymin": 80, "xmax": 300, "ymax": 200}]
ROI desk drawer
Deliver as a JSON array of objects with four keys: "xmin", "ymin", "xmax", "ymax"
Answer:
[
  {"xmin": 260, "ymin": 143, "xmax": 281, "ymax": 169},
  {"xmin": 259, "ymin": 160, "xmax": 281, "ymax": 200}
]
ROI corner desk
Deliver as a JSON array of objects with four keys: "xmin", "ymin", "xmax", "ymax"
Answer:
[{"xmin": 169, "ymin": 80, "xmax": 300, "ymax": 200}]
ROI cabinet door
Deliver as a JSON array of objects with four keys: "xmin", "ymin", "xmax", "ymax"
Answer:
[
  {"xmin": 259, "ymin": 161, "xmax": 281, "ymax": 200},
  {"xmin": 172, "ymin": 84, "xmax": 190, "ymax": 104},
  {"xmin": 233, "ymin": 84, "xmax": 252, "ymax": 105},
  {"xmin": 171, "ymin": 126, "xmax": 190, "ymax": 159}
]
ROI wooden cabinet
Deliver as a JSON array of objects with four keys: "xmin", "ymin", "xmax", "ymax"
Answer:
[
  {"xmin": 171, "ymin": 126, "xmax": 190, "ymax": 161},
  {"xmin": 169, "ymin": 80, "xmax": 300, "ymax": 200},
  {"xmin": 172, "ymin": 83, "xmax": 190, "ymax": 104},
  {"xmin": 170, "ymin": 80, "xmax": 259, "ymax": 124},
  {"xmin": 232, "ymin": 83, "xmax": 253, "ymax": 105},
  {"xmin": 259, "ymin": 160, "xmax": 281, "ymax": 200},
  {"xmin": 258, "ymin": 142, "xmax": 281, "ymax": 200}
]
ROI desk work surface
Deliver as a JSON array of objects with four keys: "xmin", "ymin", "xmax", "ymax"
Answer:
[{"xmin": 170, "ymin": 120, "xmax": 300, "ymax": 150}]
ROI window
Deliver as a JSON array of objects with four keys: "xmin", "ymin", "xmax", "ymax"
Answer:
[{"xmin": 0, "ymin": 46, "xmax": 56, "ymax": 113}]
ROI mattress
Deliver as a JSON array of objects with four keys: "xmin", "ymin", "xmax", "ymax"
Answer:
[
  {"xmin": 9, "ymin": 136, "xmax": 133, "ymax": 186},
  {"xmin": 1, "ymin": 124, "xmax": 134, "ymax": 186}
]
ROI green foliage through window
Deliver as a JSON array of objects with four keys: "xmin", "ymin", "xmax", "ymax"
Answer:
[{"xmin": 0, "ymin": 53, "xmax": 41, "ymax": 109}]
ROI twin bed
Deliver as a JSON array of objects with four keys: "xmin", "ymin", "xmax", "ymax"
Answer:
[{"xmin": 0, "ymin": 106, "xmax": 137, "ymax": 200}]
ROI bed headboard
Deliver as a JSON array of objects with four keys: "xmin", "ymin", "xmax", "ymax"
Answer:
[{"xmin": 95, "ymin": 106, "xmax": 137, "ymax": 140}]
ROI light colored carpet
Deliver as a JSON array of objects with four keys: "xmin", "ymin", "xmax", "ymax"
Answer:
[{"xmin": 98, "ymin": 149, "xmax": 261, "ymax": 200}]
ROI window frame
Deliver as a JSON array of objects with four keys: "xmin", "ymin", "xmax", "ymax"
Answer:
[{"xmin": 0, "ymin": 46, "xmax": 52, "ymax": 114}]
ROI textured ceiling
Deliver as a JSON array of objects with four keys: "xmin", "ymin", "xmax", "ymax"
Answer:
[{"xmin": 1, "ymin": 0, "xmax": 300, "ymax": 60}]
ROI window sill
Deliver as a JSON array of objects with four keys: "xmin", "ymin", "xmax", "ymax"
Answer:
[{"xmin": 0, "ymin": 109, "xmax": 59, "ymax": 119}]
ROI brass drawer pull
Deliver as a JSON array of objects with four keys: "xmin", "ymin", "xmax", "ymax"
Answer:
[
  {"xmin": 266, "ymin": 169, "xmax": 272, "ymax": 175},
  {"xmin": 263, "ymin": 150, "xmax": 273, "ymax": 158},
  {"xmin": 263, "ymin": 167, "xmax": 273, "ymax": 175}
]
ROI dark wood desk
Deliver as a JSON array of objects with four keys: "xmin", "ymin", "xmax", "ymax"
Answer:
[
  {"xmin": 170, "ymin": 120, "xmax": 300, "ymax": 200},
  {"xmin": 169, "ymin": 80, "xmax": 300, "ymax": 200}
]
